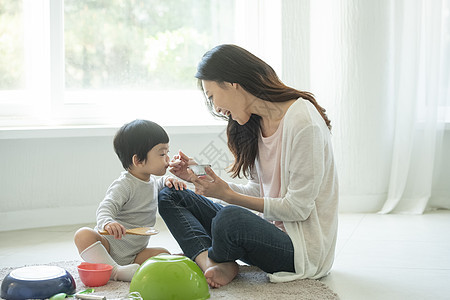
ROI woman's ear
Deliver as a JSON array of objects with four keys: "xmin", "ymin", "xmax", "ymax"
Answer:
[{"xmin": 229, "ymin": 82, "xmax": 239, "ymax": 90}]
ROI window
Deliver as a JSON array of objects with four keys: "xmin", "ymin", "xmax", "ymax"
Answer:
[
  {"xmin": 0, "ymin": 1, "xmax": 24, "ymax": 90},
  {"xmin": 0, "ymin": 0, "xmax": 281, "ymax": 128}
]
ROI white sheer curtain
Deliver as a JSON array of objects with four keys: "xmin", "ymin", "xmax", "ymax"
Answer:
[
  {"xmin": 380, "ymin": 0, "xmax": 450, "ymax": 214},
  {"xmin": 282, "ymin": 0, "xmax": 450, "ymax": 213}
]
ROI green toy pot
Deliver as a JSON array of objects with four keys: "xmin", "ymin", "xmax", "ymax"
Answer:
[{"xmin": 130, "ymin": 255, "xmax": 210, "ymax": 300}]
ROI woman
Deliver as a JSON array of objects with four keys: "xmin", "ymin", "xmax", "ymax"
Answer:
[{"xmin": 158, "ymin": 44, "xmax": 338, "ymax": 288}]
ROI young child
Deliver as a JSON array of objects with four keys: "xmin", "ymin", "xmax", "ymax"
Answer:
[{"xmin": 74, "ymin": 119, "xmax": 186, "ymax": 282}]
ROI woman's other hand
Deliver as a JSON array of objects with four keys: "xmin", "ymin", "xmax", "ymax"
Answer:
[
  {"xmin": 169, "ymin": 150, "xmax": 197, "ymax": 182},
  {"xmin": 189, "ymin": 166, "xmax": 232, "ymax": 201}
]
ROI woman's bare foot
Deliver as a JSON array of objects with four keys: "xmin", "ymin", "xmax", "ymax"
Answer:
[
  {"xmin": 204, "ymin": 261, "xmax": 239, "ymax": 288},
  {"xmin": 195, "ymin": 251, "xmax": 239, "ymax": 288}
]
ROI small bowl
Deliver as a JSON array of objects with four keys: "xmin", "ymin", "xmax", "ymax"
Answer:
[
  {"xmin": 189, "ymin": 164, "xmax": 211, "ymax": 176},
  {"xmin": 77, "ymin": 263, "xmax": 112, "ymax": 287}
]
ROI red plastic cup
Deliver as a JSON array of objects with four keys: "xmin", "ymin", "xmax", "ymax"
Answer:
[{"xmin": 77, "ymin": 262, "xmax": 113, "ymax": 287}]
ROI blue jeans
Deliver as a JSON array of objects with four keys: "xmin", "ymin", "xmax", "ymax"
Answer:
[{"xmin": 158, "ymin": 187, "xmax": 295, "ymax": 274}]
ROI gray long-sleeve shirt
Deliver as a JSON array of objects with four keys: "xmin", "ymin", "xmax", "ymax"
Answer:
[{"xmin": 96, "ymin": 171, "xmax": 166, "ymax": 232}]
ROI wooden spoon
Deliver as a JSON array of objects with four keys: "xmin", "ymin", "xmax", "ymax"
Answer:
[{"xmin": 98, "ymin": 227, "xmax": 159, "ymax": 236}]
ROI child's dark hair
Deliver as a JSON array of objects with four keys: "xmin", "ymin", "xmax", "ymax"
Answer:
[{"xmin": 113, "ymin": 119, "xmax": 169, "ymax": 170}]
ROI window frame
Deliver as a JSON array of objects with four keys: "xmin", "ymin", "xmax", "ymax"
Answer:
[{"xmin": 0, "ymin": 0, "xmax": 282, "ymax": 129}]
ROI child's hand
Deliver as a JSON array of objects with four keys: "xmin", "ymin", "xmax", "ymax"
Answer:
[
  {"xmin": 104, "ymin": 222, "xmax": 126, "ymax": 239},
  {"xmin": 165, "ymin": 177, "xmax": 187, "ymax": 190}
]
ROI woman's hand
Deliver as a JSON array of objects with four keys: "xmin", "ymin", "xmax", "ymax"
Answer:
[
  {"xmin": 104, "ymin": 222, "xmax": 126, "ymax": 239},
  {"xmin": 189, "ymin": 166, "xmax": 233, "ymax": 201},
  {"xmin": 165, "ymin": 177, "xmax": 187, "ymax": 190},
  {"xmin": 169, "ymin": 150, "xmax": 197, "ymax": 182},
  {"xmin": 189, "ymin": 166, "xmax": 265, "ymax": 212}
]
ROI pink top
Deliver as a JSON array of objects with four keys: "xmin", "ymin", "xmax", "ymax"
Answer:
[{"xmin": 258, "ymin": 119, "xmax": 286, "ymax": 232}]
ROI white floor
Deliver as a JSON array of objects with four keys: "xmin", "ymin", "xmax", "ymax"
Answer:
[{"xmin": 1, "ymin": 211, "xmax": 449, "ymax": 300}]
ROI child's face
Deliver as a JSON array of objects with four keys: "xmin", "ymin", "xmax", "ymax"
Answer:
[{"xmin": 134, "ymin": 143, "xmax": 170, "ymax": 180}]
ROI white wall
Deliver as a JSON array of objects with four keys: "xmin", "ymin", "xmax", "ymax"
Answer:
[
  {"xmin": 2, "ymin": 124, "xmax": 449, "ymax": 231},
  {"xmin": 2, "ymin": 0, "xmax": 449, "ymax": 231},
  {"xmin": 429, "ymin": 130, "xmax": 450, "ymax": 209},
  {"xmin": 0, "ymin": 126, "xmax": 247, "ymax": 231}
]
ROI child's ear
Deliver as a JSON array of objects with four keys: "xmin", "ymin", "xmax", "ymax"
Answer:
[{"xmin": 132, "ymin": 154, "xmax": 141, "ymax": 167}]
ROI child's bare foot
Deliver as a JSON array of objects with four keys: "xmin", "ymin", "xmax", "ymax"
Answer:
[{"xmin": 204, "ymin": 261, "xmax": 239, "ymax": 288}]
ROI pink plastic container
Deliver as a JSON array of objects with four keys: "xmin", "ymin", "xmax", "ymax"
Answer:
[{"xmin": 77, "ymin": 262, "xmax": 112, "ymax": 287}]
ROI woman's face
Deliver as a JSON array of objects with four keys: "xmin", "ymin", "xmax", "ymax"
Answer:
[{"xmin": 201, "ymin": 80, "xmax": 251, "ymax": 125}]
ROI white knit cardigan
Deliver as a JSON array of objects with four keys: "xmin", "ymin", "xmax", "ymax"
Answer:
[{"xmin": 228, "ymin": 98, "xmax": 339, "ymax": 282}]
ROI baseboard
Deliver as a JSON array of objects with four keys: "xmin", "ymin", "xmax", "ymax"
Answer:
[
  {"xmin": 1, "ymin": 194, "xmax": 386, "ymax": 231},
  {"xmin": 0, "ymin": 205, "xmax": 99, "ymax": 232},
  {"xmin": 338, "ymin": 194, "xmax": 386, "ymax": 213},
  {"xmin": 0, "ymin": 206, "xmax": 167, "ymax": 232}
]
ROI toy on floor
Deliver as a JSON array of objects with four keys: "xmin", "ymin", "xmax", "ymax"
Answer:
[
  {"xmin": 130, "ymin": 255, "xmax": 210, "ymax": 300},
  {"xmin": 77, "ymin": 262, "xmax": 113, "ymax": 287},
  {"xmin": 97, "ymin": 227, "xmax": 159, "ymax": 236},
  {"xmin": 1, "ymin": 265, "xmax": 76, "ymax": 300}
]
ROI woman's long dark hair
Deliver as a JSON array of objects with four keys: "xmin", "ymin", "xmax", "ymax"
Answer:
[{"xmin": 195, "ymin": 44, "xmax": 331, "ymax": 179}]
